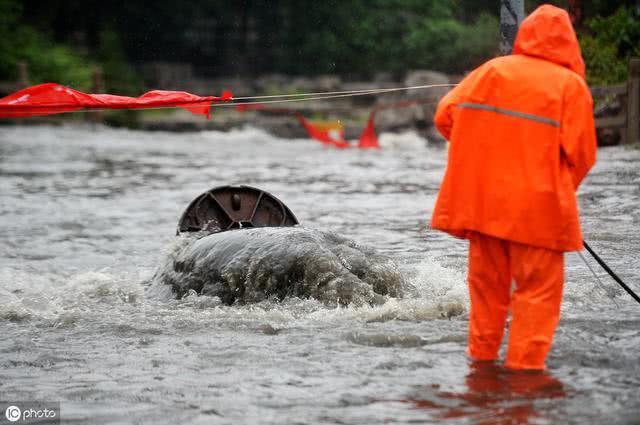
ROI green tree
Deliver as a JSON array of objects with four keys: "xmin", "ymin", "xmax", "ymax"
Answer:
[
  {"xmin": 0, "ymin": 0, "xmax": 92, "ymax": 89},
  {"xmin": 579, "ymin": 6, "xmax": 640, "ymax": 85},
  {"xmin": 96, "ymin": 30, "xmax": 141, "ymax": 94}
]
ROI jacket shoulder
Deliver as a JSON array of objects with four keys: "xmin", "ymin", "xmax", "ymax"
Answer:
[{"xmin": 566, "ymin": 71, "xmax": 592, "ymax": 95}]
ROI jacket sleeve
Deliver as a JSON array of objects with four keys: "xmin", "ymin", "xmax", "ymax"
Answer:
[
  {"xmin": 433, "ymin": 86, "xmax": 460, "ymax": 141},
  {"xmin": 560, "ymin": 76, "xmax": 597, "ymax": 189},
  {"xmin": 433, "ymin": 66, "xmax": 483, "ymax": 141}
]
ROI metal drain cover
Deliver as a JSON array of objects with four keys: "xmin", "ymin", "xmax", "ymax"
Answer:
[{"xmin": 177, "ymin": 185, "xmax": 298, "ymax": 234}]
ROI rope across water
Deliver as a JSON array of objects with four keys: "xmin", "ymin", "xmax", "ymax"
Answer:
[{"xmin": 65, "ymin": 83, "xmax": 458, "ymax": 113}]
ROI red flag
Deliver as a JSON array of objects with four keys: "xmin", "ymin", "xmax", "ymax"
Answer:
[
  {"xmin": 295, "ymin": 114, "xmax": 350, "ymax": 148},
  {"xmin": 357, "ymin": 110, "xmax": 380, "ymax": 149},
  {"xmin": 0, "ymin": 83, "xmax": 232, "ymax": 119}
]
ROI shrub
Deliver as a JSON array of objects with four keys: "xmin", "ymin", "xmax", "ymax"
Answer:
[{"xmin": 579, "ymin": 6, "xmax": 640, "ymax": 85}]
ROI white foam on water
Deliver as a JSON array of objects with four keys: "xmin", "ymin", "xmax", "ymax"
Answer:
[
  {"xmin": 199, "ymin": 125, "xmax": 279, "ymax": 145},
  {"xmin": 0, "ymin": 258, "xmax": 467, "ymax": 334},
  {"xmin": 147, "ymin": 224, "xmax": 468, "ymax": 326},
  {"xmin": 144, "ymin": 252, "xmax": 468, "ymax": 332},
  {"xmin": 0, "ymin": 268, "xmax": 145, "ymax": 326},
  {"xmin": 378, "ymin": 130, "xmax": 430, "ymax": 150}
]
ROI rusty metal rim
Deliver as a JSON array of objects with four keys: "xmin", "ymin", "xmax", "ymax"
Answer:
[{"xmin": 176, "ymin": 185, "xmax": 299, "ymax": 235}]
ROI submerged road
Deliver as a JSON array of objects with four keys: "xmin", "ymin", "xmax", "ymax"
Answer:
[{"xmin": 0, "ymin": 125, "xmax": 638, "ymax": 424}]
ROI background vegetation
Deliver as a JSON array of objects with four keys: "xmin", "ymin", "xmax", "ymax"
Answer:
[
  {"xmin": 1, "ymin": 0, "xmax": 639, "ymax": 91},
  {"xmin": 579, "ymin": 6, "xmax": 640, "ymax": 85}
]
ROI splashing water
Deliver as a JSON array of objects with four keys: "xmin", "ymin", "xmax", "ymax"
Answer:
[{"xmin": 152, "ymin": 227, "xmax": 406, "ymax": 306}]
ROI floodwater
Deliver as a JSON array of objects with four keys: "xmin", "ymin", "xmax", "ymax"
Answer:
[
  {"xmin": 0, "ymin": 124, "xmax": 638, "ymax": 424},
  {"xmin": 153, "ymin": 227, "xmax": 406, "ymax": 305}
]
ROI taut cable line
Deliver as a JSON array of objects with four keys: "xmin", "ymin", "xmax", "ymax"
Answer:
[
  {"xmin": 49, "ymin": 83, "xmax": 457, "ymax": 114},
  {"xmin": 231, "ymin": 83, "xmax": 457, "ymax": 100}
]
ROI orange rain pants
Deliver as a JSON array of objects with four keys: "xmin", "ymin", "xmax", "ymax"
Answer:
[{"xmin": 468, "ymin": 233, "xmax": 564, "ymax": 370}]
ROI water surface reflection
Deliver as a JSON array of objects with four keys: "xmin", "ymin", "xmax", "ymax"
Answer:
[{"xmin": 409, "ymin": 362, "xmax": 566, "ymax": 424}]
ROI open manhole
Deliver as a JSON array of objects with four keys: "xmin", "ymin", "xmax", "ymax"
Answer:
[{"xmin": 177, "ymin": 185, "xmax": 299, "ymax": 235}]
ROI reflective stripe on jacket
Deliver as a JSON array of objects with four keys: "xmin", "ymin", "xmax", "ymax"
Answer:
[{"xmin": 431, "ymin": 5, "xmax": 597, "ymax": 252}]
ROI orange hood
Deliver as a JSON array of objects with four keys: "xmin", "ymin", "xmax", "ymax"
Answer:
[{"xmin": 513, "ymin": 4, "xmax": 585, "ymax": 78}]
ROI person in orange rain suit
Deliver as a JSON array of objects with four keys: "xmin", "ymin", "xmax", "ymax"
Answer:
[{"xmin": 431, "ymin": 4, "xmax": 597, "ymax": 370}]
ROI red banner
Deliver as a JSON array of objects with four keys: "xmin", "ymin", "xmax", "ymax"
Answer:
[{"xmin": 0, "ymin": 83, "xmax": 232, "ymax": 119}]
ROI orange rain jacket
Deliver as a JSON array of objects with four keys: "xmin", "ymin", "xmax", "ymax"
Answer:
[{"xmin": 431, "ymin": 5, "xmax": 597, "ymax": 252}]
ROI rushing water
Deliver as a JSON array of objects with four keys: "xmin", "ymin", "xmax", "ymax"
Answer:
[
  {"xmin": 0, "ymin": 124, "xmax": 638, "ymax": 424},
  {"xmin": 153, "ymin": 227, "xmax": 406, "ymax": 305}
]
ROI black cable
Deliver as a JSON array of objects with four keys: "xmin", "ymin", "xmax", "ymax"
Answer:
[{"xmin": 583, "ymin": 240, "xmax": 640, "ymax": 305}]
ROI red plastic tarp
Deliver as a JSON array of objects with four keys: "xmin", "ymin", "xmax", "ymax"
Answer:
[{"xmin": 0, "ymin": 83, "xmax": 232, "ymax": 119}]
